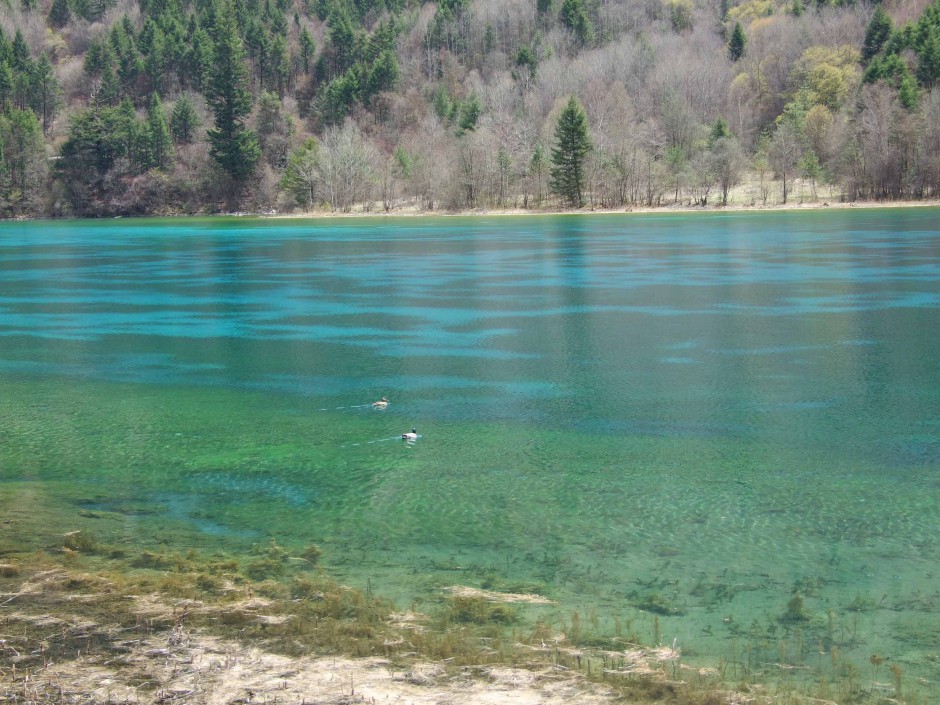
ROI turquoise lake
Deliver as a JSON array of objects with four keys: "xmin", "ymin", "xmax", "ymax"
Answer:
[{"xmin": 1, "ymin": 209, "xmax": 939, "ymax": 694}]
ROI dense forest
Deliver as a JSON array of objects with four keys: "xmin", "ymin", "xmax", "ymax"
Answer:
[{"xmin": 0, "ymin": 0, "xmax": 939, "ymax": 216}]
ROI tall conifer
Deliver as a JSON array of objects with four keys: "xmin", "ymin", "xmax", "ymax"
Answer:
[
  {"xmin": 206, "ymin": 0, "xmax": 260, "ymax": 187},
  {"xmin": 549, "ymin": 96, "xmax": 591, "ymax": 208}
]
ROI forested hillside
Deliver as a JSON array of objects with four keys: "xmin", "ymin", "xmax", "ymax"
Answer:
[{"xmin": 0, "ymin": 0, "xmax": 939, "ymax": 216}]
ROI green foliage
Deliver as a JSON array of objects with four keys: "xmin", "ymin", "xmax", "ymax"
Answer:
[
  {"xmin": 708, "ymin": 117, "xmax": 732, "ymax": 145},
  {"xmin": 917, "ymin": 31, "xmax": 940, "ymax": 86},
  {"xmin": 457, "ymin": 94, "xmax": 481, "ymax": 134},
  {"xmin": 0, "ymin": 108, "xmax": 47, "ymax": 216},
  {"xmin": 898, "ymin": 72, "xmax": 920, "ymax": 109},
  {"xmin": 320, "ymin": 70, "xmax": 360, "ymax": 125},
  {"xmin": 431, "ymin": 83, "xmax": 456, "ymax": 122},
  {"xmin": 170, "ymin": 94, "xmax": 200, "ymax": 143},
  {"xmin": 11, "ymin": 30, "xmax": 30, "ymax": 72},
  {"xmin": 0, "ymin": 63, "xmax": 13, "ymax": 111},
  {"xmin": 48, "ymin": 0, "xmax": 72, "ymax": 28},
  {"xmin": 729, "ymin": 21, "xmax": 746, "ymax": 61},
  {"xmin": 365, "ymin": 49, "xmax": 399, "ymax": 98},
  {"xmin": 667, "ymin": 0, "xmax": 694, "ymax": 33},
  {"xmin": 143, "ymin": 92, "xmax": 174, "ymax": 169},
  {"xmin": 514, "ymin": 45, "xmax": 537, "ymax": 79},
  {"xmin": 206, "ymin": 0, "xmax": 260, "ymax": 184},
  {"xmin": 299, "ymin": 27, "xmax": 315, "ymax": 74},
  {"xmin": 862, "ymin": 6, "xmax": 892, "ymax": 64},
  {"xmin": 550, "ymin": 96, "xmax": 591, "ymax": 208},
  {"xmin": 255, "ymin": 90, "xmax": 293, "ymax": 167},
  {"xmin": 561, "ymin": 0, "xmax": 594, "ymax": 44},
  {"xmin": 280, "ymin": 137, "xmax": 319, "ymax": 208}
]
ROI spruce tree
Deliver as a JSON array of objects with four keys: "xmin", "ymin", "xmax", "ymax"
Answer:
[
  {"xmin": 49, "ymin": 0, "xmax": 72, "ymax": 28},
  {"xmin": 299, "ymin": 27, "xmax": 315, "ymax": 74},
  {"xmin": 728, "ymin": 22, "xmax": 746, "ymax": 61},
  {"xmin": 560, "ymin": 0, "xmax": 594, "ymax": 45},
  {"xmin": 30, "ymin": 54, "xmax": 60, "ymax": 134},
  {"xmin": 549, "ymin": 96, "xmax": 591, "ymax": 208},
  {"xmin": 170, "ymin": 94, "xmax": 200, "ymax": 143},
  {"xmin": 144, "ymin": 92, "xmax": 173, "ymax": 169},
  {"xmin": 861, "ymin": 6, "xmax": 892, "ymax": 64},
  {"xmin": 0, "ymin": 62, "xmax": 13, "ymax": 110},
  {"xmin": 916, "ymin": 31, "xmax": 940, "ymax": 87},
  {"xmin": 205, "ymin": 0, "xmax": 260, "ymax": 187}
]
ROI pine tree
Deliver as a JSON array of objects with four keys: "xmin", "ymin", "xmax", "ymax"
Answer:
[
  {"xmin": 205, "ymin": 0, "xmax": 260, "ymax": 187},
  {"xmin": 530, "ymin": 143, "xmax": 546, "ymax": 206},
  {"xmin": 30, "ymin": 54, "xmax": 60, "ymax": 134},
  {"xmin": 560, "ymin": 0, "xmax": 594, "ymax": 45},
  {"xmin": 728, "ymin": 22, "xmax": 746, "ymax": 61},
  {"xmin": 299, "ymin": 27, "xmax": 315, "ymax": 74},
  {"xmin": 144, "ymin": 92, "xmax": 173, "ymax": 169},
  {"xmin": 916, "ymin": 31, "xmax": 940, "ymax": 87},
  {"xmin": 12, "ymin": 30, "xmax": 31, "ymax": 72},
  {"xmin": 281, "ymin": 137, "xmax": 319, "ymax": 208},
  {"xmin": 457, "ymin": 94, "xmax": 480, "ymax": 134},
  {"xmin": 170, "ymin": 94, "xmax": 200, "ymax": 143},
  {"xmin": 49, "ymin": 0, "xmax": 72, "ymax": 28},
  {"xmin": 861, "ymin": 6, "xmax": 892, "ymax": 64},
  {"xmin": 0, "ymin": 62, "xmax": 14, "ymax": 111},
  {"xmin": 549, "ymin": 96, "xmax": 591, "ymax": 208}
]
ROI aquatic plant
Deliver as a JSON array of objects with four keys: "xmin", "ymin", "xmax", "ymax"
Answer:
[
  {"xmin": 780, "ymin": 593, "xmax": 811, "ymax": 624},
  {"xmin": 444, "ymin": 596, "xmax": 516, "ymax": 625},
  {"xmin": 62, "ymin": 530, "xmax": 96, "ymax": 553},
  {"xmin": 300, "ymin": 543, "xmax": 322, "ymax": 565},
  {"xmin": 635, "ymin": 592, "xmax": 685, "ymax": 616}
]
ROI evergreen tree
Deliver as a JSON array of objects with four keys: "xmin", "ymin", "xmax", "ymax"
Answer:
[
  {"xmin": 728, "ymin": 22, "xmax": 746, "ymax": 61},
  {"xmin": 365, "ymin": 49, "xmax": 399, "ymax": 98},
  {"xmin": 255, "ymin": 90, "xmax": 292, "ymax": 167},
  {"xmin": 12, "ymin": 31, "xmax": 31, "ymax": 71},
  {"xmin": 268, "ymin": 33, "xmax": 290, "ymax": 97},
  {"xmin": 281, "ymin": 137, "xmax": 319, "ymax": 208},
  {"xmin": 916, "ymin": 31, "xmax": 940, "ymax": 87},
  {"xmin": 536, "ymin": 0, "xmax": 553, "ymax": 22},
  {"xmin": 898, "ymin": 72, "xmax": 920, "ymax": 109},
  {"xmin": 186, "ymin": 27, "xmax": 214, "ymax": 91},
  {"xmin": 514, "ymin": 45, "xmax": 537, "ymax": 79},
  {"xmin": 170, "ymin": 94, "xmax": 200, "ymax": 143},
  {"xmin": 320, "ymin": 70, "xmax": 359, "ymax": 125},
  {"xmin": 560, "ymin": 0, "xmax": 594, "ymax": 45},
  {"xmin": 144, "ymin": 92, "xmax": 173, "ymax": 169},
  {"xmin": 49, "ymin": 0, "xmax": 72, "ymax": 28},
  {"xmin": 29, "ymin": 53, "xmax": 60, "ymax": 134},
  {"xmin": 205, "ymin": 0, "xmax": 260, "ymax": 186},
  {"xmin": 0, "ymin": 62, "xmax": 14, "ymax": 111},
  {"xmin": 457, "ymin": 94, "xmax": 480, "ymax": 134},
  {"xmin": 530, "ymin": 142, "xmax": 546, "ymax": 206},
  {"xmin": 0, "ymin": 108, "xmax": 47, "ymax": 215},
  {"xmin": 299, "ymin": 27, "xmax": 315, "ymax": 74},
  {"xmin": 549, "ymin": 96, "xmax": 591, "ymax": 208},
  {"xmin": 862, "ymin": 6, "xmax": 892, "ymax": 64},
  {"xmin": 708, "ymin": 117, "xmax": 731, "ymax": 145}
]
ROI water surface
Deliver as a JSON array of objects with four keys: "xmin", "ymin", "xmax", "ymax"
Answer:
[{"xmin": 1, "ymin": 209, "xmax": 939, "ymax": 693}]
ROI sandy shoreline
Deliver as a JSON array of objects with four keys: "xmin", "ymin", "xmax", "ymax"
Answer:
[{"xmin": 263, "ymin": 198, "xmax": 940, "ymax": 220}]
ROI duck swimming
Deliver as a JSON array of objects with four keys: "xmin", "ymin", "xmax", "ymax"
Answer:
[
  {"xmin": 402, "ymin": 427, "xmax": 418, "ymax": 440},
  {"xmin": 372, "ymin": 396, "xmax": 389, "ymax": 409}
]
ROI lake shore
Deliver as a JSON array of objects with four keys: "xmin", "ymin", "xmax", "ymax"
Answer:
[{"xmin": 265, "ymin": 196, "xmax": 940, "ymax": 219}]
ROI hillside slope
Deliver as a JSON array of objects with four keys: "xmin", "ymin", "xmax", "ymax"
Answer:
[{"xmin": 0, "ymin": 0, "xmax": 938, "ymax": 216}]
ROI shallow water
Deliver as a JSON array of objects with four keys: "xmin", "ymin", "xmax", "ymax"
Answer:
[{"xmin": 1, "ymin": 210, "xmax": 939, "ymax": 694}]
